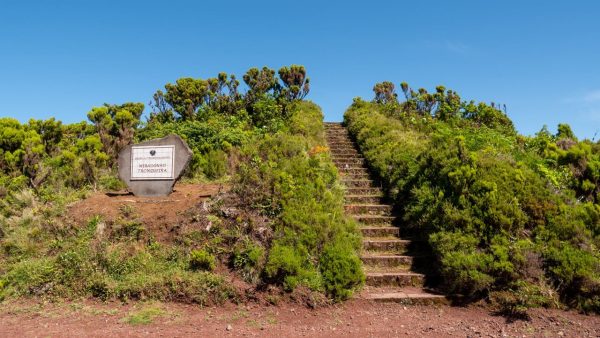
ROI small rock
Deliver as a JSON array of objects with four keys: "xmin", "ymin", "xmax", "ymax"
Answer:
[
  {"xmin": 558, "ymin": 332, "xmax": 564, "ymax": 336},
  {"xmin": 226, "ymin": 324, "xmax": 233, "ymax": 331}
]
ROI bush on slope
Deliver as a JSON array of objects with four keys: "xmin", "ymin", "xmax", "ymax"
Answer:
[
  {"xmin": 235, "ymin": 101, "xmax": 364, "ymax": 301},
  {"xmin": 345, "ymin": 95, "xmax": 599, "ymax": 314}
]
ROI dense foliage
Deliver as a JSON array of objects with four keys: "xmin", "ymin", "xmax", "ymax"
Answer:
[
  {"xmin": 234, "ymin": 101, "xmax": 363, "ymax": 300},
  {"xmin": 345, "ymin": 84, "xmax": 600, "ymax": 314},
  {"xmin": 0, "ymin": 65, "xmax": 363, "ymax": 304}
]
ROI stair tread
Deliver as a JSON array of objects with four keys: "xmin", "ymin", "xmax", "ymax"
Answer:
[
  {"xmin": 346, "ymin": 195, "xmax": 384, "ymax": 198},
  {"xmin": 363, "ymin": 238, "xmax": 412, "ymax": 243},
  {"xmin": 366, "ymin": 271, "xmax": 425, "ymax": 277},
  {"xmin": 361, "ymin": 253, "xmax": 428, "ymax": 258},
  {"xmin": 354, "ymin": 215, "xmax": 395, "ymax": 219},
  {"xmin": 361, "ymin": 287, "xmax": 447, "ymax": 301},
  {"xmin": 360, "ymin": 226, "xmax": 398, "ymax": 230}
]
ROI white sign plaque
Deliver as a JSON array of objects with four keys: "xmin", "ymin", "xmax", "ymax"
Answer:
[{"xmin": 130, "ymin": 145, "xmax": 175, "ymax": 180}]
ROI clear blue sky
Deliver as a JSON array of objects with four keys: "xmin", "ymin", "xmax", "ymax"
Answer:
[{"xmin": 1, "ymin": 1, "xmax": 599, "ymax": 139}]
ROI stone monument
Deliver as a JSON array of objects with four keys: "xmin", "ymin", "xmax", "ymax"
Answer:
[{"xmin": 118, "ymin": 134, "xmax": 193, "ymax": 196}]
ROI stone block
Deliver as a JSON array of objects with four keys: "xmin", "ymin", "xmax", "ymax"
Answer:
[{"xmin": 118, "ymin": 134, "xmax": 192, "ymax": 196}]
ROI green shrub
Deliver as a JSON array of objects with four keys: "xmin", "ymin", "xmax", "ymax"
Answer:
[
  {"xmin": 189, "ymin": 249, "xmax": 216, "ymax": 271},
  {"xmin": 319, "ymin": 238, "xmax": 364, "ymax": 301},
  {"xmin": 200, "ymin": 149, "xmax": 228, "ymax": 179},
  {"xmin": 263, "ymin": 240, "xmax": 321, "ymax": 291},
  {"xmin": 232, "ymin": 240, "xmax": 264, "ymax": 283},
  {"xmin": 113, "ymin": 221, "xmax": 146, "ymax": 241},
  {"xmin": 490, "ymin": 281, "xmax": 555, "ymax": 317},
  {"xmin": 345, "ymin": 98, "xmax": 600, "ymax": 312},
  {"xmin": 236, "ymin": 101, "xmax": 363, "ymax": 298},
  {"xmin": 98, "ymin": 173, "xmax": 127, "ymax": 191}
]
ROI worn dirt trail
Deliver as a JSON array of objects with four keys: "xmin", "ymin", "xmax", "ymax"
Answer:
[{"xmin": 0, "ymin": 299, "xmax": 598, "ymax": 337}]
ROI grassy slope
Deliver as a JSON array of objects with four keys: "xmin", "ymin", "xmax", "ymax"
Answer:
[{"xmin": 0, "ymin": 101, "xmax": 363, "ymax": 304}]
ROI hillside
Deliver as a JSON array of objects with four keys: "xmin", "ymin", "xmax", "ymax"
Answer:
[
  {"xmin": 344, "ymin": 82, "xmax": 600, "ymax": 314},
  {"xmin": 1, "ymin": 68, "xmax": 599, "ymax": 318},
  {"xmin": 0, "ymin": 66, "xmax": 363, "ymax": 305}
]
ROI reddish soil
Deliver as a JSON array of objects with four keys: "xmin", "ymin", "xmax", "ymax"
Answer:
[
  {"xmin": 67, "ymin": 183, "xmax": 226, "ymax": 242},
  {"xmin": 0, "ymin": 300, "xmax": 598, "ymax": 337}
]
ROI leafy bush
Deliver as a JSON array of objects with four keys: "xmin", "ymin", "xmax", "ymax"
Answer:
[
  {"xmin": 200, "ymin": 150, "xmax": 228, "ymax": 180},
  {"xmin": 319, "ymin": 238, "xmax": 365, "ymax": 301},
  {"xmin": 232, "ymin": 240, "xmax": 264, "ymax": 283},
  {"xmin": 235, "ymin": 101, "xmax": 364, "ymax": 300},
  {"xmin": 345, "ymin": 97, "xmax": 600, "ymax": 312},
  {"xmin": 189, "ymin": 249, "xmax": 216, "ymax": 271}
]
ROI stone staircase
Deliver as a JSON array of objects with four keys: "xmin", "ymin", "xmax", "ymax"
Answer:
[{"xmin": 324, "ymin": 122, "xmax": 447, "ymax": 304}]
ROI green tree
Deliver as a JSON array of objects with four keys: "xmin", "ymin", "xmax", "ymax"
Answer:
[
  {"xmin": 87, "ymin": 102, "xmax": 144, "ymax": 165},
  {"xmin": 28, "ymin": 118, "xmax": 63, "ymax": 154},
  {"xmin": 163, "ymin": 78, "xmax": 208, "ymax": 120},
  {"xmin": 206, "ymin": 72, "xmax": 242, "ymax": 114},
  {"xmin": 372, "ymin": 81, "xmax": 398, "ymax": 105},
  {"xmin": 0, "ymin": 118, "xmax": 46, "ymax": 188},
  {"xmin": 278, "ymin": 65, "xmax": 310, "ymax": 101},
  {"xmin": 243, "ymin": 67, "xmax": 279, "ymax": 102},
  {"xmin": 557, "ymin": 123, "xmax": 577, "ymax": 141},
  {"xmin": 148, "ymin": 90, "xmax": 175, "ymax": 123}
]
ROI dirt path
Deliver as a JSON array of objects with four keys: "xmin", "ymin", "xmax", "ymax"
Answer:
[{"xmin": 0, "ymin": 300, "xmax": 597, "ymax": 337}]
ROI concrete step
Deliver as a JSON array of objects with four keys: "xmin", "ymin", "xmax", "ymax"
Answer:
[
  {"xmin": 330, "ymin": 149, "xmax": 360, "ymax": 156},
  {"xmin": 345, "ymin": 204, "xmax": 392, "ymax": 216},
  {"xmin": 326, "ymin": 140, "xmax": 353, "ymax": 144},
  {"xmin": 361, "ymin": 254, "xmax": 417, "ymax": 267},
  {"xmin": 346, "ymin": 195, "xmax": 384, "ymax": 204},
  {"xmin": 345, "ymin": 187, "xmax": 383, "ymax": 195},
  {"xmin": 330, "ymin": 148, "xmax": 358, "ymax": 153},
  {"xmin": 332, "ymin": 157, "xmax": 365, "ymax": 169},
  {"xmin": 362, "ymin": 238, "xmax": 410, "ymax": 251},
  {"xmin": 366, "ymin": 271, "xmax": 426, "ymax": 287},
  {"xmin": 353, "ymin": 214, "xmax": 395, "ymax": 225},
  {"xmin": 359, "ymin": 226, "xmax": 399, "ymax": 237},
  {"xmin": 332, "ymin": 154, "xmax": 364, "ymax": 159},
  {"xmin": 329, "ymin": 144, "xmax": 356, "ymax": 148},
  {"xmin": 342, "ymin": 179, "xmax": 375, "ymax": 188},
  {"xmin": 327, "ymin": 140, "xmax": 354, "ymax": 144},
  {"xmin": 341, "ymin": 173, "xmax": 370, "ymax": 180},
  {"xmin": 331, "ymin": 156, "xmax": 365, "ymax": 166},
  {"xmin": 358, "ymin": 287, "xmax": 448, "ymax": 304},
  {"xmin": 337, "ymin": 166, "xmax": 369, "ymax": 174}
]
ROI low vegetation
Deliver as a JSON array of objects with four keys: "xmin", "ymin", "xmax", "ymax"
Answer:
[{"xmin": 345, "ymin": 82, "xmax": 599, "ymax": 314}]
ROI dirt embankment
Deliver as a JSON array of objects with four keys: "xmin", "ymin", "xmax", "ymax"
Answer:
[
  {"xmin": 67, "ymin": 183, "xmax": 226, "ymax": 242},
  {"xmin": 46, "ymin": 184, "xmax": 599, "ymax": 337}
]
